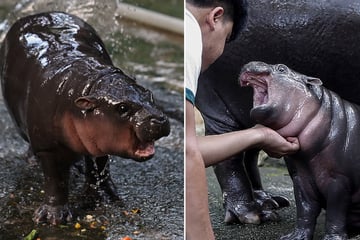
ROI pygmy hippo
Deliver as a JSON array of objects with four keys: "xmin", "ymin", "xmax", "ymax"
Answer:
[
  {"xmin": 196, "ymin": 0, "xmax": 360, "ymax": 226},
  {"xmin": 240, "ymin": 61, "xmax": 360, "ymax": 240},
  {"xmin": 0, "ymin": 12, "xmax": 170, "ymax": 225}
]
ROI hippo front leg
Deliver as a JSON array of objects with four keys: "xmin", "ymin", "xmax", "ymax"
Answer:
[
  {"xmin": 83, "ymin": 156, "xmax": 120, "ymax": 204},
  {"xmin": 280, "ymin": 175, "xmax": 321, "ymax": 240},
  {"xmin": 33, "ymin": 151, "xmax": 73, "ymax": 225},
  {"xmin": 322, "ymin": 175, "xmax": 350, "ymax": 240}
]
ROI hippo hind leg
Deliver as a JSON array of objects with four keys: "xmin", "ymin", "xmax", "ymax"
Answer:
[
  {"xmin": 83, "ymin": 156, "xmax": 122, "ymax": 206},
  {"xmin": 214, "ymin": 154, "xmax": 262, "ymax": 224}
]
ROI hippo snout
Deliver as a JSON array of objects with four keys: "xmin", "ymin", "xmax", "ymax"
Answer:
[
  {"xmin": 137, "ymin": 114, "xmax": 170, "ymax": 142},
  {"xmin": 150, "ymin": 114, "xmax": 170, "ymax": 137},
  {"xmin": 241, "ymin": 61, "xmax": 272, "ymax": 75},
  {"xmin": 239, "ymin": 62, "xmax": 272, "ymax": 88},
  {"xmin": 150, "ymin": 116, "xmax": 169, "ymax": 130}
]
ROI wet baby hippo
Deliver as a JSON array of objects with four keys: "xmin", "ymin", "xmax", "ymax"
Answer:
[
  {"xmin": 0, "ymin": 12, "xmax": 170, "ymax": 225},
  {"xmin": 240, "ymin": 61, "xmax": 360, "ymax": 240}
]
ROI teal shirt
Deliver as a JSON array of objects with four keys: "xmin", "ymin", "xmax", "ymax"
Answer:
[{"xmin": 186, "ymin": 88, "xmax": 195, "ymax": 105}]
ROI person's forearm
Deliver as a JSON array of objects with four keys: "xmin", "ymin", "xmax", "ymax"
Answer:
[{"xmin": 197, "ymin": 128, "xmax": 262, "ymax": 167}]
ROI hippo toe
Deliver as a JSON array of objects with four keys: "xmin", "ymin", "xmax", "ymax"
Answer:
[{"xmin": 34, "ymin": 204, "xmax": 72, "ymax": 225}]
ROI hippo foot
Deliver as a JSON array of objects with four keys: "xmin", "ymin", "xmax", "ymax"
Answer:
[
  {"xmin": 323, "ymin": 233, "xmax": 347, "ymax": 240},
  {"xmin": 260, "ymin": 210, "xmax": 280, "ymax": 222},
  {"xmin": 224, "ymin": 204, "xmax": 281, "ymax": 224},
  {"xmin": 224, "ymin": 205, "xmax": 261, "ymax": 224},
  {"xmin": 279, "ymin": 228, "xmax": 313, "ymax": 240},
  {"xmin": 223, "ymin": 190, "xmax": 285, "ymax": 224},
  {"xmin": 254, "ymin": 190, "xmax": 290, "ymax": 210},
  {"xmin": 33, "ymin": 204, "xmax": 72, "ymax": 225},
  {"xmin": 83, "ymin": 178, "xmax": 123, "ymax": 207},
  {"xmin": 223, "ymin": 198, "xmax": 281, "ymax": 225}
]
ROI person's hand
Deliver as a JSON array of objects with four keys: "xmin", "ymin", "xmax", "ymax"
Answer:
[{"xmin": 253, "ymin": 124, "xmax": 300, "ymax": 158}]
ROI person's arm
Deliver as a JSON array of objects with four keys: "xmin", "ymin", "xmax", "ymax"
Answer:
[
  {"xmin": 185, "ymin": 101, "xmax": 215, "ymax": 240},
  {"xmin": 197, "ymin": 124, "xmax": 300, "ymax": 167}
]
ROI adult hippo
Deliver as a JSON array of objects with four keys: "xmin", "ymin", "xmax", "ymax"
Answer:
[
  {"xmin": 0, "ymin": 12, "xmax": 170, "ymax": 225},
  {"xmin": 240, "ymin": 61, "xmax": 360, "ymax": 240},
  {"xmin": 195, "ymin": 0, "xmax": 360, "ymax": 224}
]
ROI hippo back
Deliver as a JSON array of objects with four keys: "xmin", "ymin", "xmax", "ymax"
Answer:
[{"xmin": 0, "ymin": 12, "xmax": 115, "ymax": 137}]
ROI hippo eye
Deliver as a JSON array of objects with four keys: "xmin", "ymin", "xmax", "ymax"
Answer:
[
  {"xmin": 276, "ymin": 64, "xmax": 287, "ymax": 73},
  {"xmin": 117, "ymin": 103, "xmax": 129, "ymax": 115}
]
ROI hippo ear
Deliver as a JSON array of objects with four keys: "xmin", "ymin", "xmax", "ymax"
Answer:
[
  {"xmin": 74, "ymin": 96, "xmax": 97, "ymax": 110},
  {"xmin": 305, "ymin": 76, "xmax": 322, "ymax": 86}
]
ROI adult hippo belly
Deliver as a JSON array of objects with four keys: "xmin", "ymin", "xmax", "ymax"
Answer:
[
  {"xmin": 0, "ymin": 12, "xmax": 170, "ymax": 225},
  {"xmin": 195, "ymin": 0, "xmax": 360, "ymax": 224},
  {"xmin": 240, "ymin": 61, "xmax": 360, "ymax": 240}
]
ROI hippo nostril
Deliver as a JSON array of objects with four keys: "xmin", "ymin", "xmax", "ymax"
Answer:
[
  {"xmin": 137, "ymin": 115, "xmax": 170, "ymax": 140},
  {"xmin": 150, "ymin": 119, "xmax": 159, "ymax": 125},
  {"xmin": 149, "ymin": 116, "xmax": 170, "ymax": 137}
]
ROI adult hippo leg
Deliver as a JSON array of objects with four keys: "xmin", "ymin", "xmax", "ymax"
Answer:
[
  {"xmin": 84, "ymin": 156, "xmax": 120, "ymax": 203},
  {"xmin": 244, "ymin": 150, "xmax": 290, "ymax": 221},
  {"xmin": 214, "ymin": 154, "xmax": 261, "ymax": 224},
  {"xmin": 33, "ymin": 150, "xmax": 74, "ymax": 225}
]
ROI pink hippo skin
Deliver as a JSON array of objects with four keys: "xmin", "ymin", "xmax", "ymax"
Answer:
[{"xmin": 240, "ymin": 61, "xmax": 360, "ymax": 240}]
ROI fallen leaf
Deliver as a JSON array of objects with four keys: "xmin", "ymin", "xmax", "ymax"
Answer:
[{"xmin": 24, "ymin": 229, "xmax": 38, "ymax": 240}]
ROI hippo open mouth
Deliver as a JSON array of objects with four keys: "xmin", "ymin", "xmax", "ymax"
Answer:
[
  {"xmin": 239, "ymin": 72, "xmax": 269, "ymax": 107},
  {"xmin": 135, "ymin": 140, "xmax": 155, "ymax": 160},
  {"xmin": 133, "ymin": 116, "xmax": 170, "ymax": 161}
]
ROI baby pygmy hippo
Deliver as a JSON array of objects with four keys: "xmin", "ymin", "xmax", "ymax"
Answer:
[
  {"xmin": 0, "ymin": 12, "xmax": 170, "ymax": 225},
  {"xmin": 240, "ymin": 61, "xmax": 360, "ymax": 240}
]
